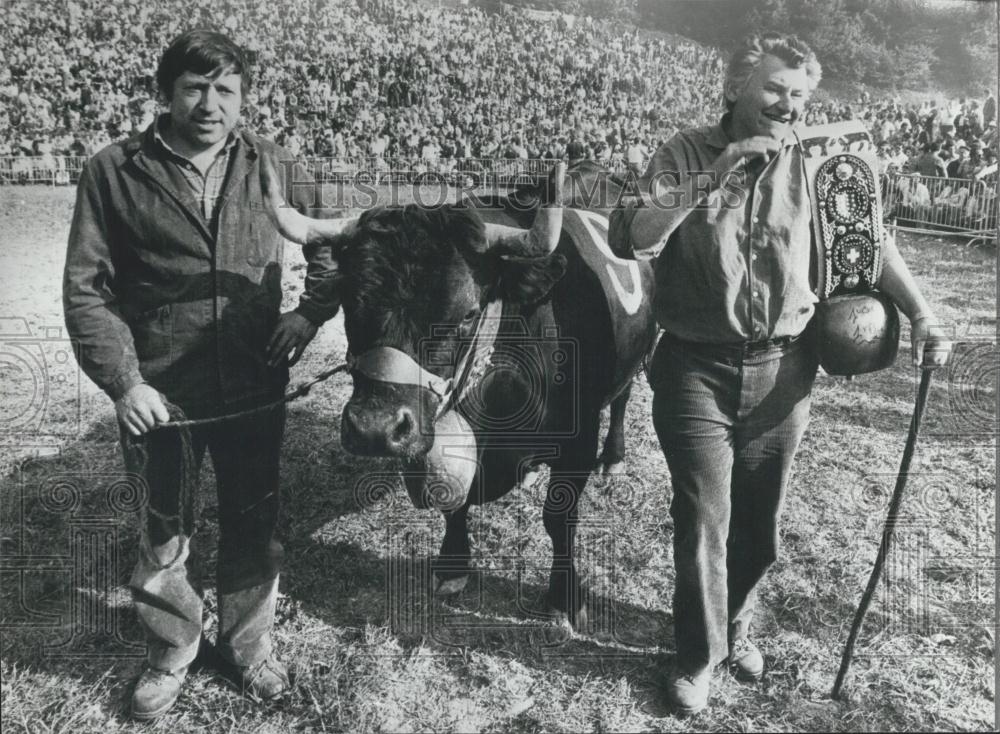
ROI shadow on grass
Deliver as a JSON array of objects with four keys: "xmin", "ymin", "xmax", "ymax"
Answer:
[
  {"xmin": 2, "ymin": 377, "xmax": 988, "ymax": 731},
  {"xmin": 0, "ymin": 403, "xmax": 677, "ymax": 717},
  {"xmin": 282, "ymin": 536, "xmax": 674, "ymax": 668}
]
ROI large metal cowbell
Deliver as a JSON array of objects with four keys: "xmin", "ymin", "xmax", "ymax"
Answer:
[{"xmin": 797, "ymin": 121, "xmax": 900, "ymax": 376}]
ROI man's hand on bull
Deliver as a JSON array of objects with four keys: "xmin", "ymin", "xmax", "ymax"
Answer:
[
  {"xmin": 116, "ymin": 383, "xmax": 170, "ymax": 436},
  {"xmin": 268, "ymin": 310, "xmax": 319, "ymax": 367}
]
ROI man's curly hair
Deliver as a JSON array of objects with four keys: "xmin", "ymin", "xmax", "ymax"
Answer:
[{"xmin": 724, "ymin": 32, "xmax": 822, "ymax": 111}]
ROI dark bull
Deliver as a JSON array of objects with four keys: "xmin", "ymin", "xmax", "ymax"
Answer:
[{"xmin": 262, "ymin": 160, "xmax": 656, "ymax": 628}]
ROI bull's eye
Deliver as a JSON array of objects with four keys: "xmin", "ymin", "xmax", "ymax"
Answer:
[{"xmin": 457, "ymin": 309, "xmax": 480, "ymax": 338}]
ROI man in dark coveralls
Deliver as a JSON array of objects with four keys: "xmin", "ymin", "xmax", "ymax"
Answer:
[{"xmin": 63, "ymin": 30, "xmax": 339, "ymax": 720}]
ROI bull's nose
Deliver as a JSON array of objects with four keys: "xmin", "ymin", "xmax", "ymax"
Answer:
[
  {"xmin": 386, "ymin": 407, "xmax": 416, "ymax": 453},
  {"xmin": 341, "ymin": 402, "xmax": 421, "ymax": 457}
]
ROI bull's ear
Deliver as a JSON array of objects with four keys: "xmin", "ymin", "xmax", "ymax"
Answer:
[{"xmin": 494, "ymin": 253, "xmax": 567, "ymax": 305}]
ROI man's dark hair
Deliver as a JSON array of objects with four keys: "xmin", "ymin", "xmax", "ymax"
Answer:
[{"xmin": 156, "ymin": 30, "xmax": 250, "ymax": 98}]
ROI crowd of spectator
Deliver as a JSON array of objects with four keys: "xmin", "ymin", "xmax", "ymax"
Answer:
[
  {"xmin": 2, "ymin": 0, "xmax": 996, "ymax": 224},
  {"xmin": 797, "ymin": 91, "xmax": 998, "ymax": 229},
  {"xmin": 804, "ymin": 91, "xmax": 998, "ymax": 180},
  {"xmin": 2, "ymin": 0, "xmax": 726, "ymax": 171}
]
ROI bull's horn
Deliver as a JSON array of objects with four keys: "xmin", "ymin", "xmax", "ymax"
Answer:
[
  {"xmin": 259, "ymin": 156, "xmax": 359, "ymax": 245},
  {"xmin": 484, "ymin": 161, "xmax": 565, "ymax": 254}
]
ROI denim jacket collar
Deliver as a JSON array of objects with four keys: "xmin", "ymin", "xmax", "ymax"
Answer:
[{"xmin": 123, "ymin": 118, "xmax": 261, "ymax": 246}]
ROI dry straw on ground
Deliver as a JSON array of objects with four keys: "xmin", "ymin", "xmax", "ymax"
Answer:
[{"xmin": 0, "ymin": 185, "xmax": 994, "ymax": 732}]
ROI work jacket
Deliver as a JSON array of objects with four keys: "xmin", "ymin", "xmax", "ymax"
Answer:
[{"xmin": 64, "ymin": 124, "xmax": 339, "ymax": 411}]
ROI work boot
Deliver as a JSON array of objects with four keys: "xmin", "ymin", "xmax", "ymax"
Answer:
[
  {"xmin": 239, "ymin": 654, "xmax": 290, "ymax": 701},
  {"xmin": 729, "ymin": 637, "xmax": 764, "ymax": 681},
  {"xmin": 667, "ymin": 668, "xmax": 711, "ymax": 716},
  {"xmin": 130, "ymin": 665, "xmax": 188, "ymax": 721}
]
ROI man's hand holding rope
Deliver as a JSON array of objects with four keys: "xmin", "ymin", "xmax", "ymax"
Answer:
[{"xmin": 116, "ymin": 383, "xmax": 171, "ymax": 436}]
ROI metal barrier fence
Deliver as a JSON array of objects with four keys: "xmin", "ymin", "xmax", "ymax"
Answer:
[
  {"xmin": 297, "ymin": 156, "xmax": 630, "ymax": 185},
  {"xmin": 2, "ymin": 154, "xmax": 994, "ymax": 241},
  {"xmin": 882, "ymin": 172, "xmax": 997, "ymax": 241},
  {"xmin": 0, "ymin": 156, "xmax": 88, "ymax": 185},
  {"xmin": 0, "ymin": 155, "xmax": 630, "ymax": 187}
]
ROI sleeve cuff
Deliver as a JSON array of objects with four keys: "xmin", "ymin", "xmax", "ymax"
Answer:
[
  {"xmin": 106, "ymin": 369, "xmax": 145, "ymax": 401},
  {"xmin": 294, "ymin": 301, "xmax": 337, "ymax": 327}
]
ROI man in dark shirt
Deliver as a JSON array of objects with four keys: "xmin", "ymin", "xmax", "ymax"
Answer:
[
  {"xmin": 915, "ymin": 142, "xmax": 948, "ymax": 178},
  {"xmin": 947, "ymin": 144, "xmax": 970, "ymax": 179},
  {"xmin": 566, "ymin": 139, "xmax": 588, "ymax": 164},
  {"xmin": 615, "ymin": 31, "xmax": 951, "ymax": 715},
  {"xmin": 983, "ymin": 88, "xmax": 996, "ymax": 129},
  {"xmin": 64, "ymin": 31, "xmax": 339, "ymax": 720}
]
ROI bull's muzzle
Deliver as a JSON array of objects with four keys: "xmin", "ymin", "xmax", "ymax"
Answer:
[{"xmin": 341, "ymin": 400, "xmax": 429, "ymax": 457}]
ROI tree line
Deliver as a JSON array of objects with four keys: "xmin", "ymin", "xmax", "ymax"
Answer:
[{"xmin": 489, "ymin": 0, "xmax": 997, "ymax": 94}]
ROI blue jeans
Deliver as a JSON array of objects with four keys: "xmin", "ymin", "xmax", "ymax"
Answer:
[
  {"xmin": 650, "ymin": 333, "xmax": 818, "ymax": 675},
  {"xmin": 122, "ymin": 404, "xmax": 286, "ymax": 672}
]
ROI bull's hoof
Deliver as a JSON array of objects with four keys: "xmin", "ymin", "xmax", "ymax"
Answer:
[
  {"xmin": 519, "ymin": 468, "xmax": 542, "ymax": 490},
  {"xmin": 515, "ymin": 469, "xmax": 541, "ymax": 491},
  {"xmin": 433, "ymin": 573, "xmax": 470, "ymax": 596},
  {"xmin": 549, "ymin": 609, "xmax": 575, "ymax": 634},
  {"xmin": 596, "ymin": 461, "xmax": 626, "ymax": 477},
  {"xmin": 545, "ymin": 600, "xmax": 589, "ymax": 633},
  {"xmin": 532, "ymin": 624, "xmax": 572, "ymax": 648},
  {"xmin": 545, "ymin": 604, "xmax": 589, "ymax": 635}
]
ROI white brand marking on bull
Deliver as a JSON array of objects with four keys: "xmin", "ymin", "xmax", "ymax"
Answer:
[{"xmin": 571, "ymin": 210, "xmax": 643, "ymax": 316}]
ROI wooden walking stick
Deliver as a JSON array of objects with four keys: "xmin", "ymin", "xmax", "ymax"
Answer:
[{"xmin": 832, "ymin": 367, "xmax": 934, "ymax": 699}]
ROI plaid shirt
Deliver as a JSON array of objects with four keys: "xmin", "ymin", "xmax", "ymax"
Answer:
[{"xmin": 153, "ymin": 116, "xmax": 237, "ymax": 233}]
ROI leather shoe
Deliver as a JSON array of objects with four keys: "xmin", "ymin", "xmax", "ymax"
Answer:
[
  {"xmin": 729, "ymin": 637, "xmax": 764, "ymax": 681},
  {"xmin": 130, "ymin": 665, "xmax": 187, "ymax": 721},
  {"xmin": 240, "ymin": 655, "xmax": 290, "ymax": 701},
  {"xmin": 667, "ymin": 668, "xmax": 710, "ymax": 716}
]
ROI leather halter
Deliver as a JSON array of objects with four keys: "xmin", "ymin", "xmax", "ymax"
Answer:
[{"xmin": 346, "ymin": 299, "xmax": 503, "ymax": 421}]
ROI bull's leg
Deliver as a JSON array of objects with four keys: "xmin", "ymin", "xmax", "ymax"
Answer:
[
  {"xmin": 433, "ymin": 504, "xmax": 472, "ymax": 596},
  {"xmin": 543, "ymin": 471, "xmax": 590, "ymax": 631},
  {"xmin": 544, "ymin": 418, "xmax": 599, "ymax": 631},
  {"xmin": 597, "ymin": 381, "xmax": 632, "ymax": 476}
]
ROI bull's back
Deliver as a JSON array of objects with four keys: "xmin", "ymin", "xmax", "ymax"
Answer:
[
  {"xmin": 475, "ymin": 198, "xmax": 655, "ymax": 408},
  {"xmin": 552, "ymin": 230, "xmax": 654, "ymax": 406},
  {"xmin": 556, "ymin": 208, "xmax": 655, "ymax": 398}
]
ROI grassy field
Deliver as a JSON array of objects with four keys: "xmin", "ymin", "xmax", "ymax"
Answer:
[{"xmin": 0, "ymin": 185, "xmax": 995, "ymax": 732}]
